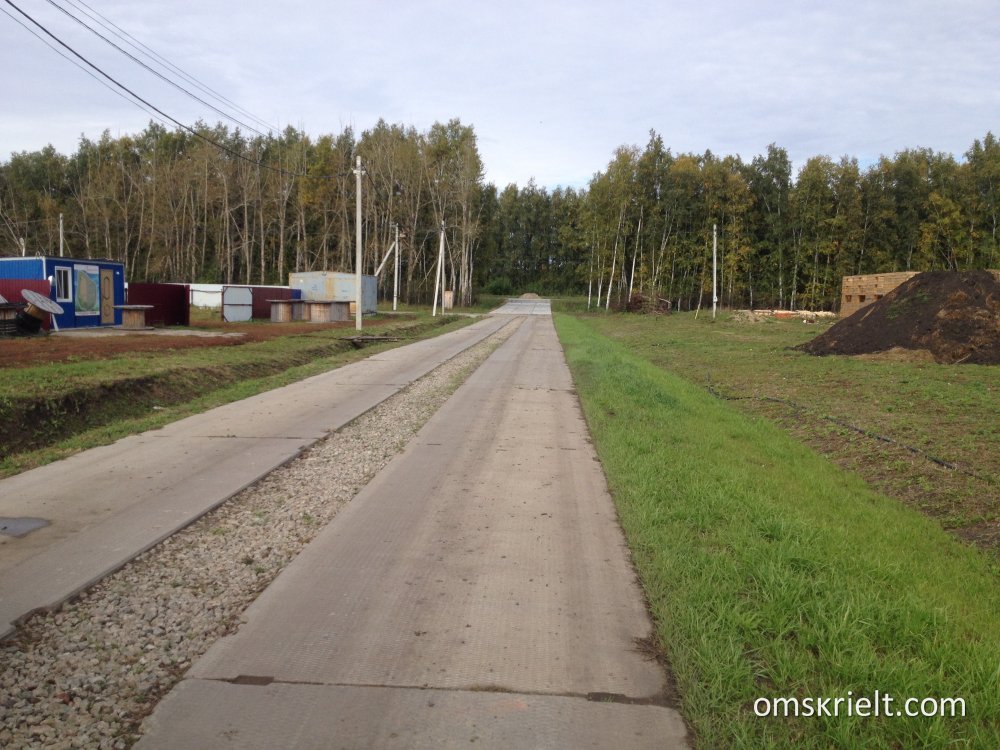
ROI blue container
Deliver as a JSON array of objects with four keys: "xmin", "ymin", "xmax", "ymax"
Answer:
[{"xmin": 0, "ymin": 256, "xmax": 126, "ymax": 329}]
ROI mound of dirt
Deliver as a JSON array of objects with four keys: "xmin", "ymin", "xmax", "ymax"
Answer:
[
  {"xmin": 611, "ymin": 293, "xmax": 672, "ymax": 314},
  {"xmin": 519, "ymin": 292, "xmax": 541, "ymax": 299},
  {"xmin": 797, "ymin": 270, "xmax": 1000, "ymax": 364}
]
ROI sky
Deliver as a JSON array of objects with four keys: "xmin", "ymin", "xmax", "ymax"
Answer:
[{"xmin": 1, "ymin": 0, "xmax": 998, "ymax": 190}]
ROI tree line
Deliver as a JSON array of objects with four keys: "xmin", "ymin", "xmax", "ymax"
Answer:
[
  {"xmin": 478, "ymin": 131, "xmax": 1000, "ymax": 310},
  {"xmin": 0, "ymin": 118, "xmax": 483, "ymax": 305},
  {"xmin": 3, "ymin": 122, "xmax": 998, "ymax": 310}
]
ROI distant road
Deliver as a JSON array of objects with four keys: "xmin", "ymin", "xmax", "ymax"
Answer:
[{"xmin": 491, "ymin": 298, "xmax": 552, "ymax": 315}]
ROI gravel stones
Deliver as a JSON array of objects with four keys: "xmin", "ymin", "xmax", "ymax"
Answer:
[{"xmin": 0, "ymin": 319, "xmax": 518, "ymax": 749}]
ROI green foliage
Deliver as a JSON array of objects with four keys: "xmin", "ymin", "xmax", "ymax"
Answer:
[
  {"xmin": 0, "ymin": 118, "xmax": 486, "ymax": 307},
  {"xmin": 4, "ymin": 124, "xmax": 999, "ymax": 314},
  {"xmin": 478, "ymin": 132, "xmax": 1000, "ymax": 312},
  {"xmin": 482, "ymin": 276, "xmax": 513, "ymax": 295}
]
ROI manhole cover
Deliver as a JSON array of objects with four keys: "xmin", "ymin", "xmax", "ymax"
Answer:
[{"xmin": 0, "ymin": 517, "xmax": 51, "ymax": 538}]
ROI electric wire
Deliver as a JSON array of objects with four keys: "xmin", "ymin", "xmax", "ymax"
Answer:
[
  {"xmin": 43, "ymin": 0, "xmax": 271, "ymax": 139},
  {"xmin": 62, "ymin": 0, "xmax": 280, "ymax": 133},
  {"xmin": 4, "ymin": 3, "xmax": 399, "ymax": 219},
  {"xmin": 0, "ymin": 5, "xmax": 173, "ymax": 133},
  {"xmin": 2, "ymin": 0, "xmax": 302, "ymax": 179}
]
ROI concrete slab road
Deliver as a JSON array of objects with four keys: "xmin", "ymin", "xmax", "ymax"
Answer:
[
  {"xmin": 137, "ymin": 313, "xmax": 689, "ymax": 749},
  {"xmin": 490, "ymin": 298, "xmax": 551, "ymax": 315},
  {"xmin": 0, "ymin": 316, "xmax": 510, "ymax": 639}
]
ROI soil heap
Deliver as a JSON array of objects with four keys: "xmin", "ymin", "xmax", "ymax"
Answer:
[
  {"xmin": 797, "ymin": 270, "xmax": 1000, "ymax": 364},
  {"xmin": 613, "ymin": 292, "xmax": 672, "ymax": 314}
]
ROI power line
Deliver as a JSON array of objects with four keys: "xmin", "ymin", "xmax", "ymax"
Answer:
[
  {"xmin": 0, "ymin": 5, "xmax": 173, "ymax": 133},
  {"xmin": 62, "ymin": 0, "xmax": 280, "ymax": 133},
  {"xmin": 3, "ymin": 0, "xmax": 301, "ymax": 179},
  {"xmin": 44, "ymin": 0, "xmax": 273, "ymax": 139}
]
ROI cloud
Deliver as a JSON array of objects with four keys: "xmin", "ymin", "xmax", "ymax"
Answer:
[{"xmin": 2, "ymin": 0, "xmax": 997, "ymax": 187}]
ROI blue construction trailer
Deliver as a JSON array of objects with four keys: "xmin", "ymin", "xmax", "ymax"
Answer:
[{"xmin": 0, "ymin": 256, "xmax": 126, "ymax": 329}]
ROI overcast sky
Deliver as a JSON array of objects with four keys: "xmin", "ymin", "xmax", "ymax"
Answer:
[{"xmin": 2, "ymin": 0, "xmax": 997, "ymax": 189}]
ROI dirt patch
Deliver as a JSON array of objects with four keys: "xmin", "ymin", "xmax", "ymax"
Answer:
[
  {"xmin": 797, "ymin": 270, "xmax": 1000, "ymax": 364},
  {"xmin": 954, "ymin": 520, "xmax": 1000, "ymax": 553},
  {"xmin": 518, "ymin": 292, "xmax": 541, "ymax": 299},
  {"xmin": 0, "ymin": 318, "xmax": 392, "ymax": 369},
  {"xmin": 0, "ymin": 316, "xmax": 459, "ymax": 462},
  {"xmin": 850, "ymin": 347, "xmax": 938, "ymax": 363}
]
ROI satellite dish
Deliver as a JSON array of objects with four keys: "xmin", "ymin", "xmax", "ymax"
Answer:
[{"xmin": 22, "ymin": 289, "xmax": 64, "ymax": 316}]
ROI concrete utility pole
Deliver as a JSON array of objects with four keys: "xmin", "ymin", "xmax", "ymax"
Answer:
[
  {"xmin": 393, "ymin": 223, "xmax": 400, "ymax": 312},
  {"xmin": 432, "ymin": 223, "xmax": 445, "ymax": 316},
  {"xmin": 712, "ymin": 223, "xmax": 718, "ymax": 320},
  {"xmin": 354, "ymin": 156, "xmax": 364, "ymax": 330},
  {"xmin": 375, "ymin": 229, "xmax": 401, "ymax": 311}
]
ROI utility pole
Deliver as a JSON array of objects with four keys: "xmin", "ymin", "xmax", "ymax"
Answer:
[
  {"xmin": 59, "ymin": 213, "xmax": 64, "ymax": 257},
  {"xmin": 712, "ymin": 223, "xmax": 718, "ymax": 320},
  {"xmin": 354, "ymin": 156, "xmax": 364, "ymax": 331},
  {"xmin": 432, "ymin": 223, "xmax": 445, "ymax": 316},
  {"xmin": 393, "ymin": 223, "xmax": 400, "ymax": 312},
  {"xmin": 606, "ymin": 246, "xmax": 616, "ymax": 311},
  {"xmin": 587, "ymin": 244, "xmax": 594, "ymax": 310},
  {"xmin": 375, "ymin": 227, "xmax": 401, "ymax": 312}
]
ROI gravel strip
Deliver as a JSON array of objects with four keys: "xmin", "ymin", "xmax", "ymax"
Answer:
[{"xmin": 0, "ymin": 318, "xmax": 521, "ymax": 749}]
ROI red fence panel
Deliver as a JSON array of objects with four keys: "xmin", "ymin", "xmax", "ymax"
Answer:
[
  {"xmin": 127, "ymin": 283, "xmax": 190, "ymax": 327},
  {"xmin": 251, "ymin": 286, "xmax": 293, "ymax": 319},
  {"xmin": 0, "ymin": 279, "xmax": 54, "ymax": 329}
]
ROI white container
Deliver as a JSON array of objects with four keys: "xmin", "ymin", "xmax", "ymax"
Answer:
[{"xmin": 289, "ymin": 272, "xmax": 377, "ymax": 314}]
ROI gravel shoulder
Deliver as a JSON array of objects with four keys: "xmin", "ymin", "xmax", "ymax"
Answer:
[{"xmin": 0, "ymin": 318, "xmax": 521, "ymax": 750}]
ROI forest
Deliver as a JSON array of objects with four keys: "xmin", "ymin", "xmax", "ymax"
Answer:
[{"xmin": 2, "ymin": 120, "xmax": 998, "ymax": 311}]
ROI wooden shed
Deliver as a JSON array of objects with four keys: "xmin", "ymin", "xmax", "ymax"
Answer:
[{"xmin": 839, "ymin": 272, "xmax": 919, "ymax": 317}]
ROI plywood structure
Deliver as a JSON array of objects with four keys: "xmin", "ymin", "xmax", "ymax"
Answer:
[{"xmin": 839, "ymin": 272, "xmax": 919, "ymax": 317}]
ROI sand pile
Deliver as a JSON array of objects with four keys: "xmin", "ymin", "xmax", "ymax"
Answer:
[{"xmin": 797, "ymin": 270, "xmax": 1000, "ymax": 364}]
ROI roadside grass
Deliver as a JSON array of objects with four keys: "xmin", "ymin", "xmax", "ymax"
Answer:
[
  {"xmin": 577, "ymin": 311, "xmax": 999, "ymax": 541},
  {"xmin": 555, "ymin": 313, "xmax": 999, "ymax": 749},
  {"xmin": 0, "ymin": 313, "xmax": 475, "ymax": 476}
]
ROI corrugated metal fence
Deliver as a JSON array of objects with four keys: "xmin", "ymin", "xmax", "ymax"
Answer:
[{"xmin": 127, "ymin": 283, "xmax": 190, "ymax": 326}]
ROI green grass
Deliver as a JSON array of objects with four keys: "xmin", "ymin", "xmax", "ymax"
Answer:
[
  {"xmin": 0, "ymin": 313, "xmax": 476, "ymax": 476},
  {"xmin": 555, "ymin": 313, "xmax": 1000, "ymax": 749},
  {"xmin": 577, "ymin": 311, "xmax": 999, "ymax": 534}
]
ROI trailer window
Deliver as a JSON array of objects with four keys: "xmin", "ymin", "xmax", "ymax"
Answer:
[{"xmin": 55, "ymin": 267, "xmax": 72, "ymax": 302}]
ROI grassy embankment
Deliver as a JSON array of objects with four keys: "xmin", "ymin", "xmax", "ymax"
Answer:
[
  {"xmin": 573, "ymin": 312, "xmax": 998, "ymax": 540},
  {"xmin": 0, "ymin": 312, "xmax": 476, "ymax": 477},
  {"xmin": 555, "ymin": 312, "xmax": 999, "ymax": 749}
]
